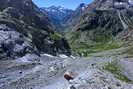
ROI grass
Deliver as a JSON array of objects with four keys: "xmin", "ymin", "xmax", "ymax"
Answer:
[
  {"xmin": 124, "ymin": 55, "xmax": 133, "ymax": 58},
  {"xmin": 50, "ymin": 33, "xmax": 62, "ymax": 40},
  {"xmin": 92, "ymin": 42, "xmax": 121, "ymax": 50},
  {"xmin": 70, "ymin": 42, "xmax": 98, "ymax": 56},
  {"xmin": 67, "ymin": 27, "xmax": 123, "ymax": 57},
  {"xmin": 103, "ymin": 61, "xmax": 133, "ymax": 83},
  {"xmin": 71, "ymin": 42, "xmax": 122, "ymax": 57}
]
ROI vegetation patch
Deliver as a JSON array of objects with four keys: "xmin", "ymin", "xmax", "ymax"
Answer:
[
  {"xmin": 71, "ymin": 42, "xmax": 122, "ymax": 57},
  {"xmin": 70, "ymin": 42, "xmax": 97, "ymax": 56},
  {"xmin": 66, "ymin": 28, "xmax": 122, "ymax": 57},
  {"xmin": 103, "ymin": 61, "xmax": 133, "ymax": 83},
  {"xmin": 92, "ymin": 42, "xmax": 121, "ymax": 50},
  {"xmin": 50, "ymin": 32, "xmax": 62, "ymax": 40}
]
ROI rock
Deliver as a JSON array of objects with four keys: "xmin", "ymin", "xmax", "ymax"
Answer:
[
  {"xmin": 0, "ymin": 29, "xmax": 34, "ymax": 58},
  {"xmin": 19, "ymin": 71, "xmax": 23, "ymax": 74},
  {"xmin": 69, "ymin": 85, "xmax": 76, "ymax": 89},
  {"xmin": 67, "ymin": 68, "xmax": 133, "ymax": 89},
  {"xmin": 18, "ymin": 53, "xmax": 40, "ymax": 62},
  {"xmin": 0, "ymin": 0, "xmax": 71, "ymax": 58},
  {"xmin": 119, "ymin": 58, "xmax": 133, "ymax": 81}
]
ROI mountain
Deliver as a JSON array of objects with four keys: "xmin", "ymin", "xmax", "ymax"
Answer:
[
  {"xmin": 40, "ymin": 6, "xmax": 74, "ymax": 32},
  {"xmin": 1, "ymin": 0, "xmax": 133, "ymax": 89},
  {"xmin": 64, "ymin": 3, "xmax": 88, "ymax": 31},
  {"xmin": 66, "ymin": 0, "xmax": 133, "ymax": 56},
  {"xmin": 0, "ymin": 0, "xmax": 71, "ymax": 58}
]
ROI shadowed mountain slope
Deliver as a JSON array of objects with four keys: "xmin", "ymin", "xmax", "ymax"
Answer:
[{"xmin": 0, "ymin": 0, "xmax": 71, "ymax": 57}]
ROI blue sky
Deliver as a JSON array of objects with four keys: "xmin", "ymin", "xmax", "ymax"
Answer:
[{"xmin": 33, "ymin": 0, "xmax": 94, "ymax": 10}]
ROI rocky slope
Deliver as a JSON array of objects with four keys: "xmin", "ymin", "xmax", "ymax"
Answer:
[
  {"xmin": 0, "ymin": 49, "xmax": 133, "ymax": 89},
  {"xmin": 64, "ymin": 3, "xmax": 88, "ymax": 32},
  {"xmin": 66, "ymin": 0, "xmax": 133, "ymax": 56},
  {"xmin": 40, "ymin": 6, "xmax": 74, "ymax": 32},
  {"xmin": 0, "ymin": 0, "xmax": 133, "ymax": 89},
  {"xmin": 0, "ymin": 0, "xmax": 71, "ymax": 58}
]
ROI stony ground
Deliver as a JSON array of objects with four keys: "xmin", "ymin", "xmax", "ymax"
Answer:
[{"xmin": 0, "ymin": 48, "xmax": 133, "ymax": 89}]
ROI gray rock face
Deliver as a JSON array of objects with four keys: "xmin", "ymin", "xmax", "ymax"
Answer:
[
  {"xmin": 0, "ymin": 0, "xmax": 71, "ymax": 57},
  {"xmin": 0, "ymin": 28, "xmax": 33, "ymax": 58},
  {"xmin": 89, "ymin": 0, "xmax": 130, "ymax": 10},
  {"xmin": 119, "ymin": 59, "xmax": 133, "ymax": 81}
]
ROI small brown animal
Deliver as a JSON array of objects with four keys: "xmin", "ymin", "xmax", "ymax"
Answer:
[{"xmin": 64, "ymin": 74, "xmax": 74, "ymax": 81}]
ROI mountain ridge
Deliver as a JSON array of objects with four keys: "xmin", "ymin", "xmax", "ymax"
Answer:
[
  {"xmin": 66, "ymin": 0, "xmax": 133, "ymax": 56},
  {"xmin": 0, "ymin": 0, "xmax": 133, "ymax": 89},
  {"xmin": 40, "ymin": 6, "xmax": 74, "ymax": 32}
]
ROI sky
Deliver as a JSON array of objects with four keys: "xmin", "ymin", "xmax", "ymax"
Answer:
[{"xmin": 33, "ymin": 0, "xmax": 94, "ymax": 10}]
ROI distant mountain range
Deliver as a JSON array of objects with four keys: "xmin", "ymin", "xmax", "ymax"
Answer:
[
  {"xmin": 40, "ymin": 4, "xmax": 89, "ymax": 32},
  {"xmin": 40, "ymin": 6, "xmax": 74, "ymax": 32}
]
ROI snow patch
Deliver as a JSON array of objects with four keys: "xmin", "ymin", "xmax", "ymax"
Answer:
[
  {"xmin": 70, "ymin": 55, "xmax": 76, "ymax": 59},
  {"xmin": 42, "ymin": 54, "xmax": 54, "ymax": 58},
  {"xmin": 59, "ymin": 54, "xmax": 68, "ymax": 58}
]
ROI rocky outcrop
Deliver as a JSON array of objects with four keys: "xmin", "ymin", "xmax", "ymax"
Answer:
[
  {"xmin": 0, "ymin": 24, "xmax": 36, "ymax": 58},
  {"xmin": 0, "ymin": 0, "xmax": 71, "ymax": 57}
]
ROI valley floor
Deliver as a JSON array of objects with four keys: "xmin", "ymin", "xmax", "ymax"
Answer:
[{"xmin": 0, "ymin": 47, "xmax": 133, "ymax": 89}]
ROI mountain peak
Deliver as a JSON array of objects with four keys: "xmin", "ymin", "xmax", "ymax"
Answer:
[
  {"xmin": 79, "ymin": 3, "xmax": 86, "ymax": 7},
  {"xmin": 49, "ymin": 5, "xmax": 64, "ymax": 9}
]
